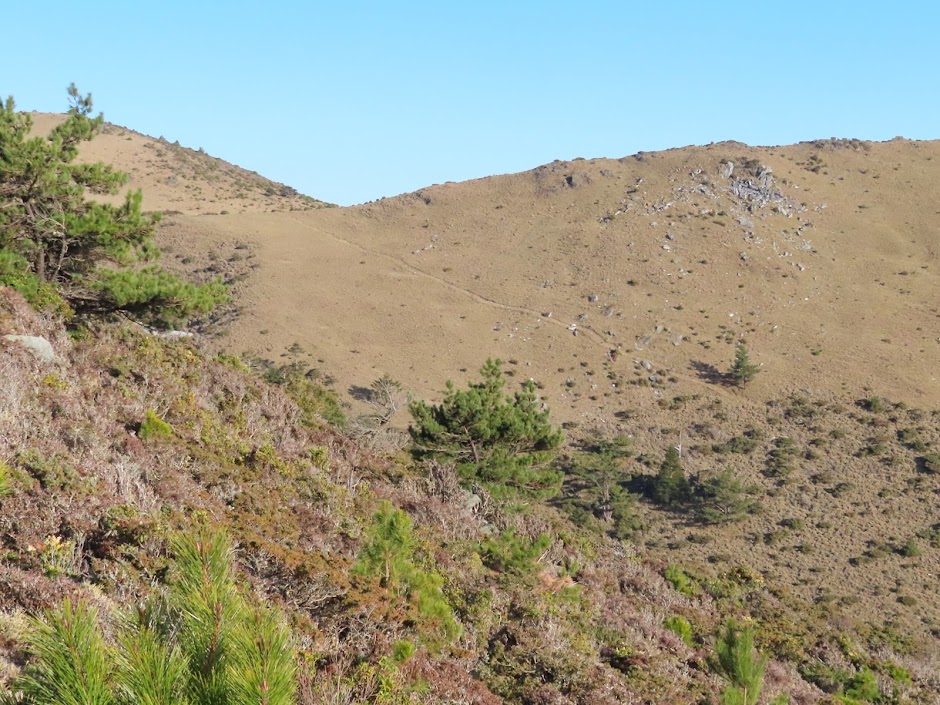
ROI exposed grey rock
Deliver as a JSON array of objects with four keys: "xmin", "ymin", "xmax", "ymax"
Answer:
[
  {"xmin": 757, "ymin": 165, "xmax": 774, "ymax": 189},
  {"xmin": 2, "ymin": 335, "xmax": 57, "ymax": 363},
  {"xmin": 462, "ymin": 490, "xmax": 482, "ymax": 513},
  {"xmin": 730, "ymin": 177, "xmax": 786, "ymax": 210}
]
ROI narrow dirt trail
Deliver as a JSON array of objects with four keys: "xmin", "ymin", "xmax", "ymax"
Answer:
[
  {"xmin": 285, "ymin": 215, "xmax": 611, "ymax": 344},
  {"xmin": 284, "ymin": 215, "xmax": 741, "ymax": 401}
]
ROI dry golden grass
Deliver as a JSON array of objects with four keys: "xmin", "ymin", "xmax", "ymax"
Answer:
[{"xmin": 28, "ymin": 113, "xmax": 332, "ymax": 215}]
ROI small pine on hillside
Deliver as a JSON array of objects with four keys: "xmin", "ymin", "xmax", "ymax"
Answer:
[
  {"xmin": 4, "ymin": 531, "xmax": 296, "ymax": 705},
  {"xmin": 729, "ymin": 346, "xmax": 760, "ymax": 387},
  {"xmin": 409, "ymin": 358, "xmax": 563, "ymax": 498}
]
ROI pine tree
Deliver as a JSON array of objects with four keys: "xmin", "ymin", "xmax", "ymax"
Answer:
[
  {"xmin": 354, "ymin": 502, "xmax": 415, "ymax": 590},
  {"xmin": 697, "ymin": 468, "xmax": 760, "ymax": 524},
  {"xmin": 729, "ymin": 346, "xmax": 760, "ymax": 387},
  {"xmin": 354, "ymin": 503, "xmax": 460, "ymax": 640},
  {"xmin": 6, "ymin": 531, "xmax": 296, "ymax": 705},
  {"xmin": 409, "ymin": 359, "xmax": 563, "ymax": 497},
  {"xmin": 652, "ymin": 446, "xmax": 689, "ymax": 507},
  {"xmin": 715, "ymin": 620, "xmax": 768, "ymax": 705},
  {"xmin": 565, "ymin": 434, "xmax": 641, "ymax": 538},
  {"xmin": 0, "ymin": 86, "xmax": 226, "ymax": 325}
]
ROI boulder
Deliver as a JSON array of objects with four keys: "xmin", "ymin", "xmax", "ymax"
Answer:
[{"xmin": 2, "ymin": 335, "xmax": 57, "ymax": 363}]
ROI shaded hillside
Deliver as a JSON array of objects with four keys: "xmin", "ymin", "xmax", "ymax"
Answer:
[{"xmin": 28, "ymin": 113, "xmax": 333, "ymax": 215}]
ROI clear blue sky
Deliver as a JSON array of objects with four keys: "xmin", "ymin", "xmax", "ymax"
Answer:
[{"xmin": 4, "ymin": 1, "xmax": 937, "ymax": 205}]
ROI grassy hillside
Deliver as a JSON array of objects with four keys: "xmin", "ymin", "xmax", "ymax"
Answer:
[
  {"xmin": 157, "ymin": 137, "xmax": 939, "ymax": 416},
  {"xmin": 28, "ymin": 113, "xmax": 333, "ymax": 215},
  {"xmin": 2, "ymin": 110, "xmax": 939, "ymax": 703}
]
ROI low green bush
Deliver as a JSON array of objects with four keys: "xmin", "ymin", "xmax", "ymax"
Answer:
[
  {"xmin": 139, "ymin": 409, "xmax": 173, "ymax": 440},
  {"xmin": 663, "ymin": 615, "xmax": 694, "ymax": 647}
]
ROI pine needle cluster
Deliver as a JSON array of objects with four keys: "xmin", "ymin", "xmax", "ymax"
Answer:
[{"xmin": 3, "ymin": 531, "xmax": 295, "ymax": 705}]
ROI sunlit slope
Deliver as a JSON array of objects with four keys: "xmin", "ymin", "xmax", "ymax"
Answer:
[{"xmin": 160, "ymin": 138, "xmax": 938, "ymax": 422}]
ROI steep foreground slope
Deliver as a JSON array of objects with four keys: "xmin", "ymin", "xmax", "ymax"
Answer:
[{"xmin": 0, "ymin": 288, "xmax": 935, "ymax": 704}]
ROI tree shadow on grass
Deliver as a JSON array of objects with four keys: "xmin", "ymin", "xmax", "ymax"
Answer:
[
  {"xmin": 348, "ymin": 385, "xmax": 375, "ymax": 402},
  {"xmin": 690, "ymin": 360, "xmax": 734, "ymax": 387}
]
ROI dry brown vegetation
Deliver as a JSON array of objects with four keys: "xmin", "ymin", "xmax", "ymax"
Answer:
[{"xmin": 0, "ymin": 288, "xmax": 811, "ymax": 703}]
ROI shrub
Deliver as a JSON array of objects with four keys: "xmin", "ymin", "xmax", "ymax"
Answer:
[
  {"xmin": 664, "ymin": 615, "xmax": 694, "ymax": 647},
  {"xmin": 696, "ymin": 468, "xmax": 760, "ymax": 524},
  {"xmin": 139, "ymin": 409, "xmax": 173, "ymax": 441},
  {"xmin": 0, "ymin": 251, "xmax": 72, "ymax": 317},
  {"xmin": 842, "ymin": 667, "xmax": 879, "ymax": 702},
  {"xmin": 764, "ymin": 437, "xmax": 797, "ymax": 479},
  {"xmin": 712, "ymin": 431, "xmax": 760, "ymax": 455},
  {"xmin": 262, "ymin": 362, "xmax": 345, "ymax": 427},
  {"xmin": 0, "ymin": 460, "xmax": 12, "ymax": 498},
  {"xmin": 921, "ymin": 453, "xmax": 940, "ymax": 474},
  {"xmin": 480, "ymin": 529, "xmax": 552, "ymax": 575},
  {"xmin": 664, "ymin": 564, "xmax": 698, "ymax": 595}
]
